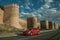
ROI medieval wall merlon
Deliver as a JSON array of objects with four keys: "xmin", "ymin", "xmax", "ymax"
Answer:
[{"xmin": 4, "ymin": 4, "xmax": 19, "ymax": 8}]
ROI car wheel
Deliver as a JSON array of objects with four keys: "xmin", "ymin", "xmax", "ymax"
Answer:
[{"xmin": 30, "ymin": 33, "xmax": 33, "ymax": 36}]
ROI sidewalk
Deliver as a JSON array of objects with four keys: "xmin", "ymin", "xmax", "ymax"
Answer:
[{"xmin": 40, "ymin": 30, "xmax": 55, "ymax": 33}]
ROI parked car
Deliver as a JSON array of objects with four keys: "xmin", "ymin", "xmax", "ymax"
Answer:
[{"xmin": 23, "ymin": 28, "xmax": 40, "ymax": 36}]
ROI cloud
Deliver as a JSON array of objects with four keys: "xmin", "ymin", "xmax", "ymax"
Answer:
[
  {"xmin": 24, "ymin": 0, "xmax": 34, "ymax": 10},
  {"xmin": 38, "ymin": 14, "xmax": 42, "ymax": 17},
  {"xmin": 45, "ymin": 0, "xmax": 53, "ymax": 3},
  {"xmin": 20, "ymin": 6, "xmax": 60, "ymax": 22},
  {"xmin": 44, "ymin": 8, "xmax": 57, "ymax": 16},
  {"xmin": 37, "ymin": 14, "xmax": 42, "ymax": 18},
  {"xmin": 40, "ymin": 7, "xmax": 44, "ymax": 10},
  {"xmin": 20, "ymin": 15, "xmax": 24, "ymax": 17},
  {"xmin": 43, "ymin": 4, "xmax": 50, "ymax": 9},
  {"xmin": 20, "ymin": 0, "xmax": 60, "ymax": 21},
  {"xmin": 25, "ymin": 5, "xmax": 30, "ymax": 9},
  {"xmin": 44, "ymin": 10, "xmax": 60, "ymax": 21},
  {"xmin": 20, "ymin": 10, "xmax": 42, "ymax": 18},
  {"xmin": 21, "ymin": 12, "xmax": 30, "ymax": 15},
  {"xmin": 57, "ymin": 18, "xmax": 60, "ymax": 20},
  {"xmin": 21, "ymin": 12, "xmax": 35, "ymax": 17},
  {"xmin": 19, "ymin": 0, "xmax": 60, "ymax": 25},
  {"xmin": 20, "ymin": 5, "xmax": 24, "ymax": 8},
  {"xmin": 18, "ymin": 0, "xmax": 21, "ymax": 2},
  {"xmin": 59, "ymin": 4, "xmax": 60, "ymax": 6},
  {"xmin": 49, "ymin": 8, "xmax": 57, "ymax": 13},
  {"xmin": 30, "ymin": 4, "xmax": 59, "ymax": 21},
  {"xmin": 40, "ymin": 0, "xmax": 44, "ymax": 2},
  {"xmin": 31, "ymin": 3, "xmax": 34, "ymax": 6},
  {"xmin": 31, "ymin": 13, "xmax": 36, "ymax": 17},
  {"xmin": 26, "ymin": 0, "xmax": 30, "ymax": 5},
  {"xmin": 24, "ymin": 0, "xmax": 31, "ymax": 9}
]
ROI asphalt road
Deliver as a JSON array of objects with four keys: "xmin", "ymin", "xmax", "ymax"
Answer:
[
  {"xmin": 0, "ymin": 30, "xmax": 60, "ymax": 40},
  {"xmin": 48, "ymin": 30, "xmax": 60, "ymax": 40}
]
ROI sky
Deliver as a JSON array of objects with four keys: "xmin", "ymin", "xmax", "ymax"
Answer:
[{"xmin": 0, "ymin": 0, "xmax": 60, "ymax": 25}]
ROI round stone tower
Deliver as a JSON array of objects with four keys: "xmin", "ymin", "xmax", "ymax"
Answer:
[
  {"xmin": 4, "ymin": 4, "xmax": 22, "ymax": 29},
  {"xmin": 0, "ymin": 8, "xmax": 4, "ymax": 24}
]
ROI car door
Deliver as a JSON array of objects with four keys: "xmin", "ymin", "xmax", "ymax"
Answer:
[{"xmin": 31, "ymin": 29, "xmax": 38, "ymax": 35}]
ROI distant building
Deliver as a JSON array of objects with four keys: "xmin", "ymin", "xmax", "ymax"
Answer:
[
  {"xmin": 55, "ymin": 24, "xmax": 59, "ymax": 29},
  {"xmin": 48, "ymin": 22, "xmax": 52, "ymax": 29},
  {"xmin": 54, "ymin": 22, "xmax": 58, "ymax": 30},
  {"xmin": 36, "ymin": 23, "xmax": 40, "ymax": 29},
  {"xmin": 49, "ymin": 21, "xmax": 55, "ymax": 30},
  {"xmin": 27, "ymin": 16, "xmax": 37, "ymax": 29},
  {"xmin": 40, "ymin": 20, "xmax": 49, "ymax": 30}
]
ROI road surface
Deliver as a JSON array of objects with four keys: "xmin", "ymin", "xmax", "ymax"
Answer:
[{"xmin": 0, "ymin": 30, "xmax": 60, "ymax": 40}]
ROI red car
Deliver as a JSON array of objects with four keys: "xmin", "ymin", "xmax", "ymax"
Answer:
[{"xmin": 23, "ymin": 28, "xmax": 40, "ymax": 36}]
